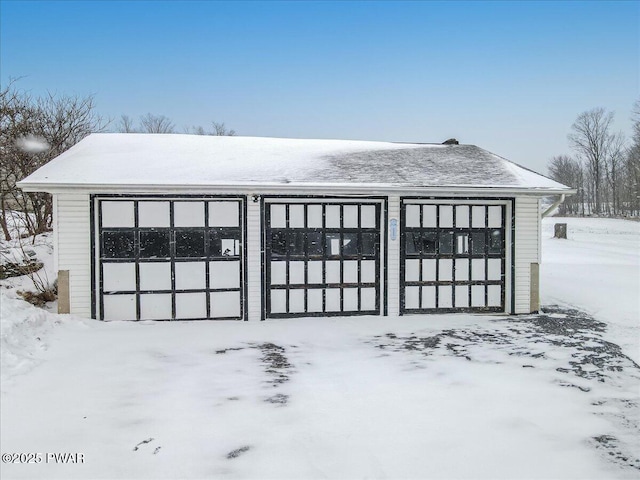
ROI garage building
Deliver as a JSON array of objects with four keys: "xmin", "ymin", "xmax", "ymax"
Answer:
[{"xmin": 18, "ymin": 134, "xmax": 572, "ymax": 321}]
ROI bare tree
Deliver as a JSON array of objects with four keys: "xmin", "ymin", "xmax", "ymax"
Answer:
[
  {"xmin": 139, "ymin": 113, "xmax": 175, "ymax": 133},
  {"xmin": 547, "ymin": 155, "xmax": 584, "ymax": 215},
  {"xmin": 0, "ymin": 81, "xmax": 106, "ymax": 239},
  {"xmin": 568, "ymin": 108, "xmax": 619, "ymax": 214},
  {"xmin": 186, "ymin": 121, "xmax": 236, "ymax": 136},
  {"xmin": 116, "ymin": 114, "xmax": 137, "ymax": 133},
  {"xmin": 211, "ymin": 121, "xmax": 236, "ymax": 136}
]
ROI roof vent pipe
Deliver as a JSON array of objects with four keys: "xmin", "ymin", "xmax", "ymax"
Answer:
[{"xmin": 442, "ymin": 138, "xmax": 459, "ymax": 145}]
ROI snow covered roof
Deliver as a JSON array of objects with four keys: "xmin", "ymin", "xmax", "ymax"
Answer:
[{"xmin": 19, "ymin": 133, "xmax": 571, "ymax": 194}]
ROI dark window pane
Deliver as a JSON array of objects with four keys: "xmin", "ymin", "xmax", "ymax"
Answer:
[
  {"xmin": 489, "ymin": 229, "xmax": 502, "ymax": 254},
  {"xmin": 342, "ymin": 233, "xmax": 359, "ymax": 256},
  {"xmin": 326, "ymin": 233, "xmax": 341, "ymax": 256},
  {"xmin": 439, "ymin": 231, "xmax": 454, "ymax": 254},
  {"xmin": 405, "ymin": 232, "xmax": 419, "ymax": 255},
  {"xmin": 287, "ymin": 232, "xmax": 305, "ymax": 256},
  {"xmin": 209, "ymin": 228, "xmax": 240, "ymax": 257},
  {"xmin": 362, "ymin": 233, "xmax": 378, "ymax": 256},
  {"xmin": 102, "ymin": 231, "xmax": 134, "ymax": 258},
  {"xmin": 140, "ymin": 230, "xmax": 170, "ymax": 258},
  {"xmin": 421, "ymin": 232, "xmax": 437, "ymax": 254},
  {"xmin": 307, "ymin": 232, "xmax": 323, "ymax": 256},
  {"xmin": 471, "ymin": 232, "xmax": 486, "ymax": 255},
  {"xmin": 270, "ymin": 231, "xmax": 287, "ymax": 257},
  {"xmin": 456, "ymin": 233, "xmax": 469, "ymax": 254},
  {"xmin": 176, "ymin": 229, "xmax": 205, "ymax": 257}
]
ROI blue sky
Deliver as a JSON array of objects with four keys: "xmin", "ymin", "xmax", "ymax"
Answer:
[{"xmin": 1, "ymin": 0, "xmax": 638, "ymax": 173}]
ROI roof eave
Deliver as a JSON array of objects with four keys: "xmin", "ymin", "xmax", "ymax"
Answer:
[{"xmin": 17, "ymin": 181, "xmax": 576, "ymax": 197}]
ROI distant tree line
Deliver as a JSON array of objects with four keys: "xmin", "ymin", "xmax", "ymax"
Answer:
[
  {"xmin": 1, "ymin": 80, "xmax": 236, "ymax": 240},
  {"xmin": 116, "ymin": 113, "xmax": 235, "ymax": 136},
  {"xmin": 548, "ymin": 103, "xmax": 640, "ymax": 216}
]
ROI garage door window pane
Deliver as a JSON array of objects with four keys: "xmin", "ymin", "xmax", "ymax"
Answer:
[
  {"xmin": 270, "ymin": 231, "xmax": 287, "ymax": 257},
  {"xmin": 471, "ymin": 285, "xmax": 485, "ymax": 307},
  {"xmin": 174, "ymin": 202, "xmax": 205, "ymax": 227},
  {"xmin": 487, "ymin": 285, "xmax": 501, "ymax": 306},
  {"xmin": 472, "ymin": 206, "xmax": 486, "ymax": 228},
  {"xmin": 326, "ymin": 205, "xmax": 340, "ymax": 228},
  {"xmin": 210, "ymin": 201, "xmax": 239, "ymax": 227},
  {"xmin": 361, "ymin": 288, "xmax": 376, "ymax": 310},
  {"xmin": 455, "ymin": 258, "xmax": 469, "ymax": 281},
  {"xmin": 343, "ymin": 260, "xmax": 358, "ymax": 283},
  {"xmin": 176, "ymin": 293, "xmax": 207, "ymax": 319},
  {"xmin": 307, "ymin": 232, "xmax": 323, "ymax": 256},
  {"xmin": 175, "ymin": 262, "xmax": 206, "ymax": 290},
  {"xmin": 471, "ymin": 232, "xmax": 485, "ymax": 256},
  {"xmin": 439, "ymin": 206, "xmax": 453, "ymax": 228},
  {"xmin": 455, "ymin": 205, "xmax": 469, "ymax": 228},
  {"xmin": 455, "ymin": 285, "xmax": 469, "ymax": 308},
  {"xmin": 102, "ymin": 201, "xmax": 134, "ymax": 228},
  {"xmin": 103, "ymin": 263, "xmax": 136, "ymax": 292},
  {"xmin": 439, "ymin": 232, "xmax": 453, "ymax": 255},
  {"xmin": 488, "ymin": 206, "xmax": 502, "ymax": 228},
  {"xmin": 140, "ymin": 294, "xmax": 172, "ymax": 320},
  {"xmin": 209, "ymin": 229, "xmax": 240, "ymax": 257},
  {"xmin": 139, "ymin": 263, "xmax": 172, "ymax": 291},
  {"xmin": 422, "ymin": 205, "xmax": 437, "ymax": 227},
  {"xmin": 176, "ymin": 230, "xmax": 205, "ymax": 257},
  {"xmin": 456, "ymin": 233, "xmax": 469, "ymax": 254},
  {"xmin": 139, "ymin": 202, "xmax": 170, "ymax": 228},
  {"xmin": 361, "ymin": 260, "xmax": 376, "ymax": 283},
  {"xmin": 361, "ymin": 205, "xmax": 376, "ymax": 228},
  {"xmin": 307, "ymin": 261, "xmax": 323, "ymax": 284},
  {"xmin": 102, "ymin": 231, "xmax": 135, "ymax": 258},
  {"xmin": 103, "ymin": 294, "xmax": 136, "ymax": 321},
  {"xmin": 405, "ymin": 259, "xmax": 420, "ymax": 282},
  {"xmin": 289, "ymin": 290, "xmax": 305, "ymax": 313},
  {"xmin": 270, "ymin": 290, "xmax": 286, "ymax": 313},
  {"xmin": 210, "ymin": 261, "xmax": 240, "ymax": 289},
  {"xmin": 344, "ymin": 288, "xmax": 358, "ymax": 310},
  {"xmin": 140, "ymin": 231, "xmax": 170, "ymax": 258},
  {"xmin": 289, "ymin": 205, "xmax": 305, "ymax": 228},
  {"xmin": 326, "ymin": 261, "xmax": 340, "ymax": 284},
  {"xmin": 362, "ymin": 233, "xmax": 377, "ymax": 256},
  {"xmin": 438, "ymin": 286, "xmax": 452, "ymax": 308},
  {"xmin": 421, "ymin": 286, "xmax": 436, "ymax": 308},
  {"xmin": 343, "ymin": 205, "xmax": 358, "ymax": 228},
  {"xmin": 307, "ymin": 289, "xmax": 323, "ymax": 312},
  {"xmin": 422, "ymin": 259, "xmax": 436, "ymax": 281},
  {"xmin": 342, "ymin": 234, "xmax": 359, "ymax": 256},
  {"xmin": 289, "ymin": 261, "xmax": 305, "ymax": 284},
  {"xmin": 489, "ymin": 230, "xmax": 502, "ymax": 254},
  {"xmin": 271, "ymin": 261, "xmax": 287, "ymax": 285},
  {"xmin": 307, "ymin": 205, "xmax": 323, "ymax": 228},
  {"xmin": 325, "ymin": 289, "xmax": 341, "ymax": 311},
  {"xmin": 487, "ymin": 259, "xmax": 502, "ymax": 281},
  {"xmin": 210, "ymin": 291, "xmax": 240, "ymax": 317}
]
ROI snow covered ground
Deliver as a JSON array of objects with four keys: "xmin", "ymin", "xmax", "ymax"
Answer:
[{"xmin": 1, "ymin": 216, "xmax": 638, "ymax": 479}]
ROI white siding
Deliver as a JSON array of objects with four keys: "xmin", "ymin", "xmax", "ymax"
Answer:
[
  {"xmin": 56, "ymin": 194, "xmax": 91, "ymax": 317},
  {"xmin": 246, "ymin": 198, "xmax": 262, "ymax": 321},
  {"xmin": 387, "ymin": 196, "xmax": 400, "ymax": 316},
  {"xmin": 514, "ymin": 196, "xmax": 540, "ymax": 313}
]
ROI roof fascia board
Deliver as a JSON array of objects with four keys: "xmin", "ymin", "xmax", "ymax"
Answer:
[{"xmin": 17, "ymin": 181, "xmax": 576, "ymax": 197}]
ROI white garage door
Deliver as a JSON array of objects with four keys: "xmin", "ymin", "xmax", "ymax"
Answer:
[
  {"xmin": 265, "ymin": 201, "xmax": 382, "ymax": 318},
  {"xmin": 96, "ymin": 198, "xmax": 244, "ymax": 321},
  {"xmin": 401, "ymin": 202, "xmax": 506, "ymax": 313}
]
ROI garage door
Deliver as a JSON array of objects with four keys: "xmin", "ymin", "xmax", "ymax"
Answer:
[
  {"xmin": 401, "ymin": 202, "xmax": 505, "ymax": 313},
  {"xmin": 96, "ymin": 198, "xmax": 244, "ymax": 321},
  {"xmin": 265, "ymin": 201, "xmax": 382, "ymax": 318}
]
